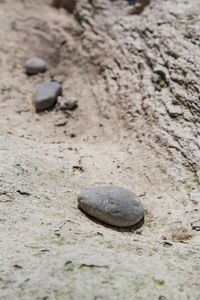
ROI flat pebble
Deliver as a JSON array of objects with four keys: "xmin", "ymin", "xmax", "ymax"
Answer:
[
  {"xmin": 59, "ymin": 98, "xmax": 78, "ymax": 110},
  {"xmin": 35, "ymin": 82, "xmax": 62, "ymax": 111},
  {"xmin": 54, "ymin": 119, "xmax": 67, "ymax": 127},
  {"xmin": 25, "ymin": 57, "xmax": 46, "ymax": 75},
  {"xmin": 78, "ymin": 186, "xmax": 144, "ymax": 227}
]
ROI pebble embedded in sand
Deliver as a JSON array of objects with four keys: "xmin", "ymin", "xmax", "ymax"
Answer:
[
  {"xmin": 25, "ymin": 57, "xmax": 47, "ymax": 75},
  {"xmin": 35, "ymin": 82, "xmax": 62, "ymax": 111},
  {"xmin": 54, "ymin": 119, "xmax": 67, "ymax": 126},
  {"xmin": 59, "ymin": 98, "xmax": 78, "ymax": 110},
  {"xmin": 78, "ymin": 186, "xmax": 144, "ymax": 227}
]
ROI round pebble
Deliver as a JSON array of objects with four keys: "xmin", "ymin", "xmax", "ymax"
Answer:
[
  {"xmin": 78, "ymin": 186, "xmax": 144, "ymax": 227},
  {"xmin": 25, "ymin": 57, "xmax": 47, "ymax": 75},
  {"xmin": 35, "ymin": 82, "xmax": 62, "ymax": 111}
]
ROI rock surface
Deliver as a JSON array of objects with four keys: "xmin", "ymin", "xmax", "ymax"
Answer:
[
  {"xmin": 25, "ymin": 57, "xmax": 46, "ymax": 75},
  {"xmin": 35, "ymin": 82, "xmax": 62, "ymax": 111},
  {"xmin": 75, "ymin": 0, "xmax": 200, "ymax": 174},
  {"xmin": 78, "ymin": 186, "xmax": 144, "ymax": 227}
]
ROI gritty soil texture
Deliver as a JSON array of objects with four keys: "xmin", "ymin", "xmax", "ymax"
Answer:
[{"xmin": 0, "ymin": 0, "xmax": 200, "ymax": 299}]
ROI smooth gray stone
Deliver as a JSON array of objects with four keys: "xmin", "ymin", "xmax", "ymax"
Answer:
[
  {"xmin": 78, "ymin": 186, "xmax": 144, "ymax": 227},
  {"xmin": 35, "ymin": 82, "xmax": 62, "ymax": 111},
  {"xmin": 25, "ymin": 57, "xmax": 46, "ymax": 75}
]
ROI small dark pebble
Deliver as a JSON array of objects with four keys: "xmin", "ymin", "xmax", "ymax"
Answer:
[
  {"xmin": 73, "ymin": 166, "xmax": 84, "ymax": 173},
  {"xmin": 161, "ymin": 241, "xmax": 173, "ymax": 247},
  {"xmin": 97, "ymin": 232, "xmax": 103, "ymax": 236},
  {"xmin": 13, "ymin": 265, "xmax": 23, "ymax": 270},
  {"xmin": 139, "ymin": 192, "xmax": 146, "ymax": 197},
  {"xmin": 191, "ymin": 221, "xmax": 200, "ymax": 231}
]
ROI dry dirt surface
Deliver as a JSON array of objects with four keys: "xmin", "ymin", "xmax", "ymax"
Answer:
[{"xmin": 0, "ymin": 0, "xmax": 200, "ymax": 299}]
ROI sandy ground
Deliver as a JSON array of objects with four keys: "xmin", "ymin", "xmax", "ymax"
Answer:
[{"xmin": 0, "ymin": 0, "xmax": 200, "ymax": 299}]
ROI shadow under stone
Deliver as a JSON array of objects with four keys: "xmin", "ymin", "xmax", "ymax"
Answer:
[
  {"xmin": 35, "ymin": 101, "xmax": 58, "ymax": 114},
  {"xmin": 78, "ymin": 206, "xmax": 144, "ymax": 233},
  {"xmin": 110, "ymin": 0, "xmax": 137, "ymax": 4}
]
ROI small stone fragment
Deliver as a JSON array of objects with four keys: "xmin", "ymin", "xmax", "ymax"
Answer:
[
  {"xmin": 35, "ymin": 82, "xmax": 62, "ymax": 111},
  {"xmin": 54, "ymin": 119, "xmax": 67, "ymax": 127},
  {"xmin": 13, "ymin": 264, "xmax": 23, "ymax": 270},
  {"xmin": 52, "ymin": 76, "xmax": 63, "ymax": 84},
  {"xmin": 130, "ymin": 3, "xmax": 143, "ymax": 14},
  {"xmin": 59, "ymin": 98, "xmax": 78, "ymax": 110},
  {"xmin": 166, "ymin": 104, "xmax": 183, "ymax": 118},
  {"xmin": 25, "ymin": 57, "xmax": 46, "ymax": 75},
  {"xmin": 78, "ymin": 186, "xmax": 144, "ymax": 227},
  {"xmin": 191, "ymin": 221, "xmax": 200, "ymax": 231},
  {"xmin": 129, "ymin": 0, "xmax": 151, "ymax": 14}
]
